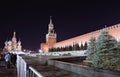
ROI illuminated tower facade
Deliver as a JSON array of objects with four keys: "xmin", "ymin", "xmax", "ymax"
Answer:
[
  {"xmin": 41, "ymin": 16, "xmax": 57, "ymax": 52},
  {"xmin": 46, "ymin": 16, "xmax": 57, "ymax": 47}
]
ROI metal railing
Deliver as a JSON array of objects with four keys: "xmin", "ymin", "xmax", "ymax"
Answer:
[
  {"xmin": 17, "ymin": 55, "xmax": 44, "ymax": 77},
  {"xmin": 28, "ymin": 67, "xmax": 43, "ymax": 77}
]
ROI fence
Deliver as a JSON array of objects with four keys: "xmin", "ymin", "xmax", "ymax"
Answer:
[
  {"xmin": 17, "ymin": 55, "xmax": 44, "ymax": 77},
  {"xmin": 17, "ymin": 55, "xmax": 27, "ymax": 77},
  {"xmin": 28, "ymin": 67, "xmax": 43, "ymax": 77}
]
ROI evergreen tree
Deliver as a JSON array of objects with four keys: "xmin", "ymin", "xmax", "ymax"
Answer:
[
  {"xmin": 112, "ymin": 42, "xmax": 120, "ymax": 71},
  {"xmin": 65, "ymin": 46, "xmax": 69, "ymax": 51},
  {"xmin": 115, "ymin": 42, "xmax": 120, "ymax": 52},
  {"xmin": 80, "ymin": 43, "xmax": 84, "ymax": 50},
  {"xmin": 84, "ymin": 42, "xmax": 88, "ymax": 50},
  {"xmin": 75, "ymin": 43, "xmax": 80, "ymax": 50},
  {"xmin": 93, "ymin": 28, "xmax": 117, "ymax": 69},
  {"xmin": 49, "ymin": 48, "xmax": 52, "ymax": 52},
  {"xmin": 68, "ymin": 45, "xmax": 72, "ymax": 51},
  {"xmin": 96, "ymin": 29, "xmax": 117, "ymax": 53},
  {"xmin": 86, "ymin": 37, "xmax": 96, "ymax": 60},
  {"xmin": 73, "ymin": 42, "xmax": 80, "ymax": 50},
  {"xmin": 49, "ymin": 48, "xmax": 55, "ymax": 52},
  {"xmin": 57, "ymin": 47, "xmax": 61, "ymax": 51},
  {"xmin": 60, "ymin": 47, "xmax": 63, "ymax": 51}
]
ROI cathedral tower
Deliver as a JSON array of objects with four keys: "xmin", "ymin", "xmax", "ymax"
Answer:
[
  {"xmin": 46, "ymin": 16, "xmax": 57, "ymax": 48},
  {"xmin": 12, "ymin": 32, "xmax": 17, "ymax": 50},
  {"xmin": 12, "ymin": 32, "xmax": 17, "ymax": 43}
]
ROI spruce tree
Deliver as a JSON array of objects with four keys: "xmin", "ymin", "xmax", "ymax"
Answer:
[
  {"xmin": 84, "ymin": 42, "xmax": 88, "ymax": 50},
  {"xmin": 74, "ymin": 43, "xmax": 80, "ymax": 50},
  {"xmin": 80, "ymin": 43, "xmax": 84, "ymax": 50},
  {"xmin": 86, "ymin": 36, "xmax": 96, "ymax": 60},
  {"xmin": 93, "ymin": 28, "xmax": 117, "ymax": 69},
  {"xmin": 112, "ymin": 42, "xmax": 120, "ymax": 71}
]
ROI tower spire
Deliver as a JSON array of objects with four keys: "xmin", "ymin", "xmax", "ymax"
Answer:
[
  {"xmin": 12, "ymin": 31, "xmax": 17, "ymax": 43},
  {"xmin": 50, "ymin": 16, "xmax": 52, "ymax": 24},
  {"xmin": 13, "ymin": 32, "xmax": 16, "ymax": 38},
  {"xmin": 49, "ymin": 16, "xmax": 53, "ymax": 27},
  {"xmin": 46, "ymin": 16, "xmax": 57, "ymax": 42},
  {"xmin": 48, "ymin": 16, "xmax": 54, "ymax": 34}
]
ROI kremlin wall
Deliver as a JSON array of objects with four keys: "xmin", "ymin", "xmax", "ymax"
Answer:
[
  {"xmin": 41, "ymin": 17, "xmax": 120, "ymax": 52},
  {"xmin": 54, "ymin": 23, "xmax": 120, "ymax": 48}
]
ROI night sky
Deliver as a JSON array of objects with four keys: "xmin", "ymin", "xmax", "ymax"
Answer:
[{"xmin": 0, "ymin": 1, "xmax": 120, "ymax": 51}]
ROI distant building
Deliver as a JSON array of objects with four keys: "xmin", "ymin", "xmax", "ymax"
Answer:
[
  {"xmin": 4, "ymin": 32, "xmax": 22, "ymax": 52},
  {"xmin": 41, "ymin": 16, "xmax": 57, "ymax": 52}
]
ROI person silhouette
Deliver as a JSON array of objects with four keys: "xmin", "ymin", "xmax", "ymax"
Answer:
[{"xmin": 4, "ymin": 52, "xmax": 11, "ymax": 68}]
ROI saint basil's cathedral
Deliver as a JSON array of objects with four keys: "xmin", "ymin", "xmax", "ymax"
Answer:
[{"xmin": 4, "ymin": 32, "xmax": 22, "ymax": 52}]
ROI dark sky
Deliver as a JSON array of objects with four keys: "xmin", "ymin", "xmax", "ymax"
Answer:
[{"xmin": 0, "ymin": 1, "xmax": 120, "ymax": 51}]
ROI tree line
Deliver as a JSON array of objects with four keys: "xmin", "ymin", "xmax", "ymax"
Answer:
[{"xmin": 49, "ymin": 42, "xmax": 88, "ymax": 52}]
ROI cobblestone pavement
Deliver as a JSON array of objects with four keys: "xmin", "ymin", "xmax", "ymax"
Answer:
[{"xmin": 0, "ymin": 61, "xmax": 17, "ymax": 77}]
